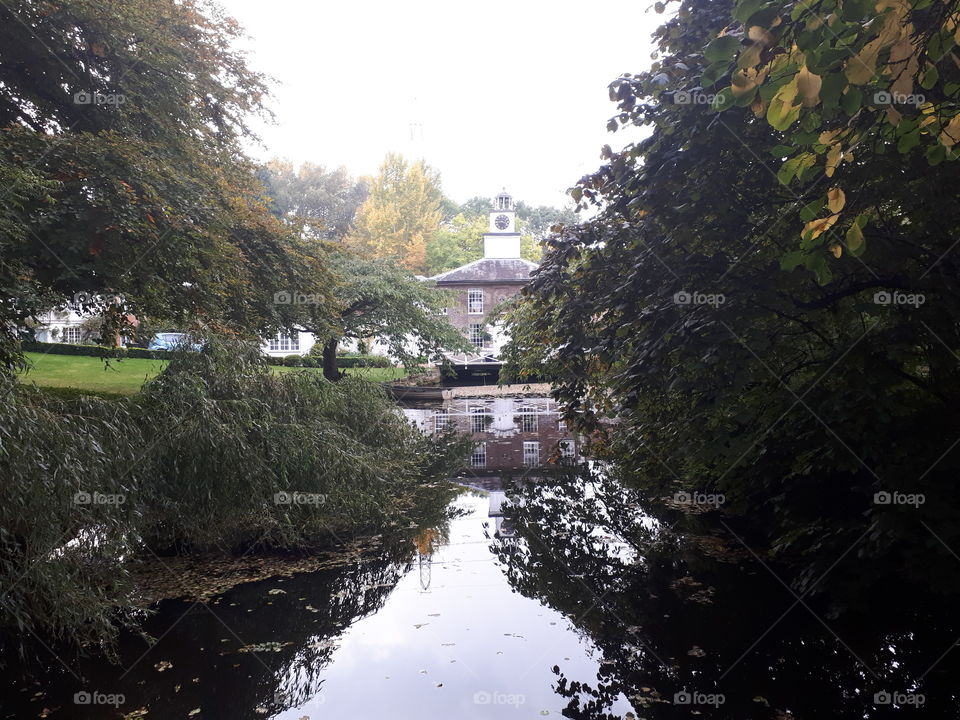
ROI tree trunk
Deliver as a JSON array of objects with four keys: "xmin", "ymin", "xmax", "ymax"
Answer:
[{"xmin": 322, "ymin": 338, "xmax": 341, "ymax": 382}]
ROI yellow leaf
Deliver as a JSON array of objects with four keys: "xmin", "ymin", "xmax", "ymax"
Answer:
[
  {"xmin": 887, "ymin": 32, "xmax": 920, "ymax": 96},
  {"xmin": 803, "ymin": 214, "xmax": 839, "ymax": 240},
  {"xmin": 846, "ymin": 222, "xmax": 865, "ymax": 252},
  {"xmin": 751, "ymin": 95, "xmax": 768, "ymax": 117},
  {"xmin": 825, "ymin": 143, "xmax": 842, "ymax": 177},
  {"xmin": 797, "ymin": 66, "xmax": 823, "ymax": 107},
  {"xmin": 829, "ymin": 243, "xmax": 843, "ymax": 258},
  {"xmin": 819, "ymin": 129, "xmax": 843, "ymax": 145},
  {"xmin": 748, "ymin": 25, "xmax": 774, "ymax": 47},
  {"xmin": 827, "ymin": 187, "xmax": 846, "ymax": 213},
  {"xmin": 885, "ymin": 105, "xmax": 903, "ymax": 126},
  {"xmin": 939, "ymin": 114, "xmax": 960, "ymax": 147},
  {"xmin": 767, "ymin": 75, "xmax": 802, "ymax": 131}
]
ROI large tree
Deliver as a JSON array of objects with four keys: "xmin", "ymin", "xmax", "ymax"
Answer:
[
  {"xmin": 291, "ymin": 248, "xmax": 471, "ymax": 381},
  {"xmin": 504, "ymin": 0, "xmax": 960, "ymax": 601},
  {"xmin": 258, "ymin": 160, "xmax": 368, "ymax": 241},
  {"xmin": 0, "ymin": 0, "xmax": 328, "ymax": 371},
  {"xmin": 346, "ymin": 153, "xmax": 443, "ymax": 273}
]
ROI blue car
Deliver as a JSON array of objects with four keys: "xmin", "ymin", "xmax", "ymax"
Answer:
[{"xmin": 147, "ymin": 333, "xmax": 202, "ymax": 351}]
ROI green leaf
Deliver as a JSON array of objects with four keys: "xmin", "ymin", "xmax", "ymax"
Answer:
[
  {"xmin": 926, "ymin": 143, "xmax": 947, "ymax": 166},
  {"xmin": 780, "ymin": 250, "xmax": 805, "ymax": 271},
  {"xmin": 705, "ymin": 36, "xmax": 741, "ymax": 64},
  {"xmin": 711, "ymin": 87, "xmax": 736, "ymax": 112},
  {"xmin": 840, "ymin": 86, "xmax": 863, "ymax": 116},
  {"xmin": 920, "ymin": 64, "xmax": 939, "ymax": 91},
  {"xmin": 820, "ymin": 73, "xmax": 847, "ymax": 109},
  {"xmin": 800, "ymin": 198, "xmax": 826, "ymax": 222},
  {"xmin": 897, "ymin": 129, "xmax": 920, "ymax": 154}
]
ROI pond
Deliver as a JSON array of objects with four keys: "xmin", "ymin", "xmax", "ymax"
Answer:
[{"xmin": 4, "ymin": 395, "xmax": 959, "ymax": 719}]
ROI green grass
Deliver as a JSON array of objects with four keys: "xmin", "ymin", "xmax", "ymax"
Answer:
[{"xmin": 19, "ymin": 352, "xmax": 408, "ymax": 395}]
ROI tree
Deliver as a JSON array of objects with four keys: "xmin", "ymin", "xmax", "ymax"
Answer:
[
  {"xmin": 504, "ymin": 0, "xmax": 960, "ymax": 601},
  {"xmin": 258, "ymin": 160, "xmax": 368, "ymax": 241},
  {"xmin": 346, "ymin": 153, "xmax": 443, "ymax": 273},
  {"xmin": 423, "ymin": 213, "xmax": 487, "ymax": 275},
  {"xmin": 0, "ymin": 0, "xmax": 330, "ymax": 367},
  {"xmin": 295, "ymin": 248, "xmax": 471, "ymax": 381},
  {"xmin": 515, "ymin": 201, "xmax": 578, "ymax": 240}
]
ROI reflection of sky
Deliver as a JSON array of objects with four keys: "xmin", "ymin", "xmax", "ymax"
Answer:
[{"xmin": 276, "ymin": 495, "xmax": 632, "ymax": 719}]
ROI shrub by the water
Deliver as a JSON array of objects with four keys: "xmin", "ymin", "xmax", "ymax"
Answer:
[{"xmin": 0, "ymin": 337, "xmax": 468, "ymax": 651}]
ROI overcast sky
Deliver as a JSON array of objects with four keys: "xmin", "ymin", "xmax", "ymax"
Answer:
[{"xmin": 220, "ymin": 0, "xmax": 661, "ymax": 208}]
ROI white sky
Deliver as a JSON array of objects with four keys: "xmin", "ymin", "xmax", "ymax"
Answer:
[{"xmin": 221, "ymin": 0, "xmax": 661, "ymax": 207}]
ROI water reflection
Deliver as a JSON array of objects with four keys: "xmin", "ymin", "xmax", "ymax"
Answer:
[{"xmin": 491, "ymin": 466, "xmax": 960, "ymax": 719}]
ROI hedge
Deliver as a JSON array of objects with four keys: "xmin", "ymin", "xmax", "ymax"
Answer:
[
  {"xmin": 20, "ymin": 340, "xmax": 174, "ymax": 360},
  {"xmin": 22, "ymin": 340, "xmax": 393, "ymax": 368}
]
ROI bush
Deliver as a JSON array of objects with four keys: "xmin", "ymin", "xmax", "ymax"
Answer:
[
  {"xmin": 300, "ymin": 356, "xmax": 318, "ymax": 368},
  {"xmin": 0, "ymin": 336, "xmax": 468, "ymax": 650},
  {"xmin": 282, "ymin": 354, "xmax": 303, "ymax": 367}
]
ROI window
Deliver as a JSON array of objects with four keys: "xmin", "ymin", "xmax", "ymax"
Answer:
[
  {"xmin": 471, "ymin": 443, "xmax": 487, "ymax": 468},
  {"xmin": 470, "ymin": 407, "xmax": 488, "ymax": 434},
  {"xmin": 519, "ymin": 406, "xmax": 538, "ymax": 433},
  {"xmin": 434, "ymin": 409, "xmax": 449, "ymax": 433},
  {"xmin": 467, "ymin": 289, "xmax": 484, "ymax": 315},
  {"xmin": 62, "ymin": 326, "xmax": 83, "ymax": 343},
  {"xmin": 558, "ymin": 417, "xmax": 567, "ymax": 431},
  {"xmin": 269, "ymin": 333, "xmax": 300, "ymax": 352},
  {"xmin": 523, "ymin": 441, "xmax": 540, "ymax": 467},
  {"xmin": 468, "ymin": 323, "xmax": 485, "ymax": 349},
  {"xmin": 559, "ymin": 440, "xmax": 576, "ymax": 458}
]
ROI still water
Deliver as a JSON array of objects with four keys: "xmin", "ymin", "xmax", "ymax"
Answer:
[{"xmin": 5, "ymin": 395, "xmax": 959, "ymax": 719}]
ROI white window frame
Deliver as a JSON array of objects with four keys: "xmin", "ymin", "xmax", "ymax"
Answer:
[
  {"xmin": 519, "ymin": 406, "xmax": 538, "ymax": 433},
  {"xmin": 470, "ymin": 406, "xmax": 488, "ymax": 434},
  {"xmin": 557, "ymin": 417, "xmax": 567, "ymax": 431},
  {"xmin": 471, "ymin": 443, "xmax": 487, "ymax": 468},
  {"xmin": 434, "ymin": 408, "xmax": 449, "ymax": 433},
  {"xmin": 467, "ymin": 289, "xmax": 484, "ymax": 315},
  {"xmin": 62, "ymin": 326, "xmax": 83, "ymax": 343},
  {"xmin": 559, "ymin": 440, "xmax": 576, "ymax": 458},
  {"xmin": 522, "ymin": 441, "xmax": 540, "ymax": 467},
  {"xmin": 269, "ymin": 333, "xmax": 300, "ymax": 352},
  {"xmin": 468, "ymin": 323, "xmax": 485, "ymax": 349}
]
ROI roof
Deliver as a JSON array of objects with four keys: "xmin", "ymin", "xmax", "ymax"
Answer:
[{"xmin": 428, "ymin": 257, "xmax": 538, "ymax": 284}]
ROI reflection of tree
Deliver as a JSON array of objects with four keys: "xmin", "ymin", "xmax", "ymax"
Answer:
[
  {"xmin": 2, "ymin": 488, "xmax": 464, "ymax": 720},
  {"xmin": 492, "ymin": 469, "xmax": 960, "ymax": 719}
]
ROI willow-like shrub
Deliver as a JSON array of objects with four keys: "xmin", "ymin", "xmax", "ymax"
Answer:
[{"xmin": 0, "ymin": 337, "xmax": 468, "ymax": 650}]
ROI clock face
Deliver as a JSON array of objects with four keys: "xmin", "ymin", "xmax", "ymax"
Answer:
[{"xmin": 495, "ymin": 214, "xmax": 510, "ymax": 230}]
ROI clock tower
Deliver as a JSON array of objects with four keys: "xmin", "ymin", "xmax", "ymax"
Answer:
[{"xmin": 484, "ymin": 190, "xmax": 521, "ymax": 258}]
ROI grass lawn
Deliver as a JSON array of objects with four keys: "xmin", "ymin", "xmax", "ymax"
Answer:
[{"xmin": 19, "ymin": 352, "xmax": 408, "ymax": 396}]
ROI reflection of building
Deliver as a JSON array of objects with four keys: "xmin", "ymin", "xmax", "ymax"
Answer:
[
  {"xmin": 405, "ymin": 397, "xmax": 579, "ymax": 473},
  {"xmin": 428, "ymin": 191, "xmax": 536, "ymax": 374}
]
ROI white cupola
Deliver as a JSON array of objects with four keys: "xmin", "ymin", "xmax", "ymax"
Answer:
[{"xmin": 484, "ymin": 189, "xmax": 520, "ymax": 258}]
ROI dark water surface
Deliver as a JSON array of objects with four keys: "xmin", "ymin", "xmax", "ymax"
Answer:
[{"xmin": 5, "ymin": 396, "xmax": 959, "ymax": 719}]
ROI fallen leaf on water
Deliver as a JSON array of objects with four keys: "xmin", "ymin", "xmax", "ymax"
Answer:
[
  {"xmin": 687, "ymin": 646, "xmax": 706, "ymax": 657},
  {"xmin": 188, "ymin": 710, "xmax": 201, "ymax": 717},
  {"xmin": 154, "ymin": 660, "xmax": 173, "ymax": 672}
]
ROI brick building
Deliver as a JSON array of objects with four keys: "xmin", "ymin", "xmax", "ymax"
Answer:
[{"xmin": 428, "ymin": 191, "xmax": 536, "ymax": 371}]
